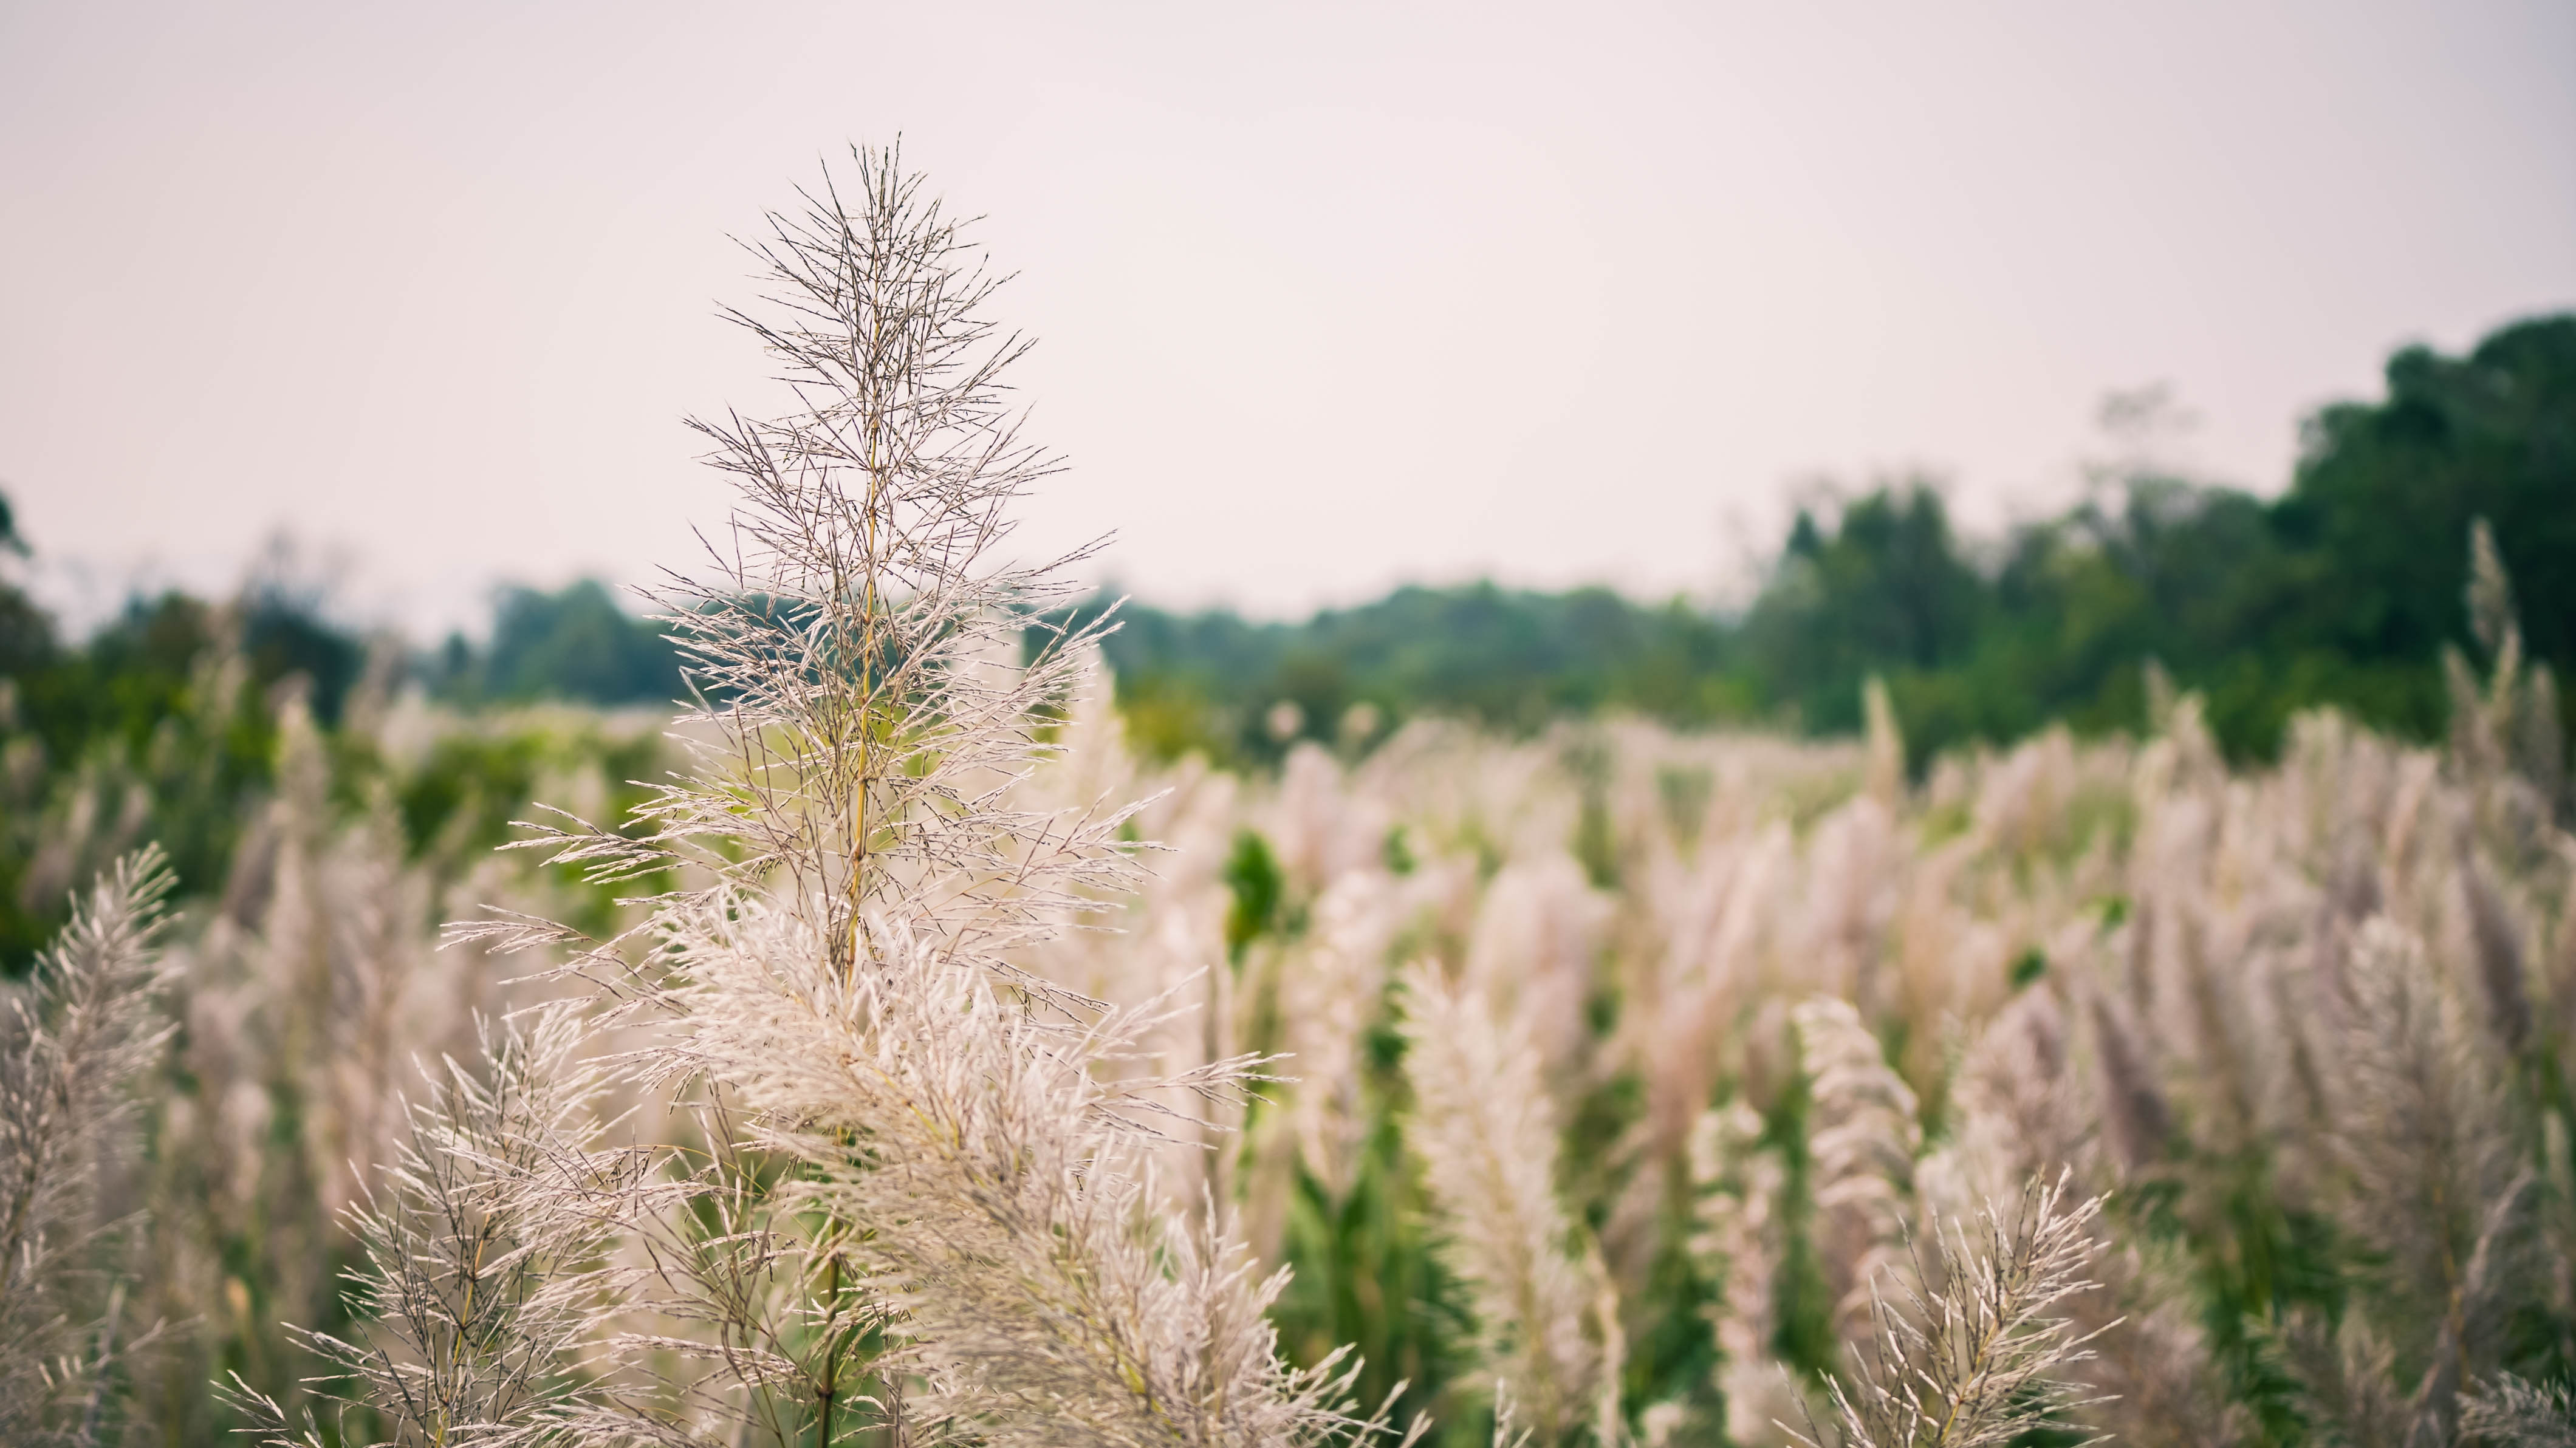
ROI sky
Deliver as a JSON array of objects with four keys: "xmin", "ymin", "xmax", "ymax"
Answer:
[{"xmin": 2, "ymin": 1, "xmax": 2572, "ymax": 637}]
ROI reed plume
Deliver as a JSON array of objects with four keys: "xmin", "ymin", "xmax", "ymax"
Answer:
[
  {"xmin": 1793, "ymin": 996, "xmax": 1921, "ymax": 1348},
  {"xmin": 504, "ymin": 146, "xmax": 1133, "ymax": 971},
  {"xmin": 2463, "ymin": 1375, "xmax": 2576, "ymax": 1448},
  {"xmin": 2314, "ymin": 918, "xmax": 2533, "ymax": 1446},
  {"xmin": 1399, "ymin": 960, "xmax": 1614, "ymax": 1444},
  {"xmin": 1793, "ymin": 1171, "xmax": 2110, "ymax": 1448},
  {"xmin": 222, "ymin": 1003, "xmax": 654, "ymax": 1447},
  {"xmin": 610, "ymin": 891, "xmax": 1370, "ymax": 1446},
  {"xmin": 0, "ymin": 848, "xmax": 175, "ymax": 1445},
  {"xmin": 1690, "ymin": 1099, "xmax": 1801, "ymax": 1447}
]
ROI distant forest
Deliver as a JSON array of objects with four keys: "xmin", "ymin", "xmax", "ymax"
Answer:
[
  {"xmin": 4, "ymin": 312, "xmax": 2570, "ymax": 774},
  {"xmin": 1091, "ymin": 312, "xmax": 2576, "ymax": 765}
]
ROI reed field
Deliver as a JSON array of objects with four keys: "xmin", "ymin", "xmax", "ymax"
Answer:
[{"xmin": 6, "ymin": 150, "xmax": 2575, "ymax": 1447}]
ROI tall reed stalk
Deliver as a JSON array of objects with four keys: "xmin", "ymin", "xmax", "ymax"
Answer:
[{"xmin": 265, "ymin": 145, "xmax": 1392, "ymax": 1447}]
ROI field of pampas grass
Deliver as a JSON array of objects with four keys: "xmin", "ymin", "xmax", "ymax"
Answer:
[{"xmin": 8, "ymin": 149, "xmax": 2576, "ymax": 1447}]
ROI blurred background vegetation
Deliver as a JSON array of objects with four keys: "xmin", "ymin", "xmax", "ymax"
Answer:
[
  {"xmin": 2, "ymin": 310, "xmax": 2569, "ymax": 972},
  {"xmin": 1083, "ymin": 312, "xmax": 2575, "ymax": 765}
]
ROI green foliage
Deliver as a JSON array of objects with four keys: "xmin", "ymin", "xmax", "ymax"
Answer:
[
  {"xmin": 2279, "ymin": 316, "xmax": 2576, "ymax": 671},
  {"xmin": 1079, "ymin": 313, "xmax": 2575, "ymax": 771},
  {"xmin": 1272, "ymin": 1081, "xmax": 1476, "ymax": 1434},
  {"xmin": 1742, "ymin": 483, "xmax": 1990, "ymax": 733},
  {"xmin": 433, "ymin": 578, "xmax": 682, "ymax": 706},
  {"xmin": 1222, "ymin": 827, "xmax": 1284, "ymax": 965},
  {"xmin": 1072, "ymin": 582, "xmax": 1742, "ymax": 762},
  {"xmin": 241, "ymin": 590, "xmax": 366, "ymax": 725},
  {"xmin": 1714, "ymin": 316, "xmax": 2576, "ymax": 763},
  {"xmin": 1622, "ymin": 1183, "xmax": 1724, "ymax": 1433},
  {"xmin": 1382, "ymin": 824, "xmax": 1417, "ymax": 876},
  {"xmin": 1, "ymin": 592, "xmax": 289, "ymax": 971}
]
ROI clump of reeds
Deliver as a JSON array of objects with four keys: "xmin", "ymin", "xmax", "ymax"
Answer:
[
  {"xmin": 221, "ymin": 1003, "xmax": 653, "ymax": 1446},
  {"xmin": 50, "ymin": 143, "xmax": 2576, "ymax": 1448}
]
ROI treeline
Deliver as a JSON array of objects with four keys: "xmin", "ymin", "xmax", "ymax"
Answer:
[
  {"xmin": 1, "ymin": 311, "xmax": 2567, "ymax": 963},
  {"xmin": 423, "ymin": 578, "xmax": 682, "ymax": 706},
  {"xmin": 1089, "ymin": 312, "xmax": 2576, "ymax": 766}
]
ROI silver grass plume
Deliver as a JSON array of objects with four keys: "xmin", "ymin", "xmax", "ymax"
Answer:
[
  {"xmin": 2462, "ymin": 1375, "xmax": 2576, "ymax": 1448},
  {"xmin": 2284, "ymin": 1314, "xmax": 2411, "ymax": 1448},
  {"xmin": 1689, "ymin": 1099, "xmax": 1803, "ymax": 1448},
  {"xmin": 2466, "ymin": 516, "xmax": 2518, "ymax": 670},
  {"xmin": 1863, "ymin": 677, "xmax": 1905, "ymax": 811},
  {"xmin": 223, "ymin": 1003, "xmax": 655, "ymax": 1447},
  {"xmin": 627, "ymin": 896, "xmax": 1372, "ymax": 1447},
  {"xmin": 0, "ymin": 847, "xmax": 174, "ymax": 1444},
  {"xmin": 1283, "ymin": 871, "xmax": 1399, "ymax": 1199},
  {"xmin": 1939, "ymin": 996, "xmax": 2238, "ymax": 1446},
  {"xmin": 500, "ymin": 143, "xmax": 1139, "ymax": 973},
  {"xmin": 2448, "ymin": 646, "xmax": 2499, "ymax": 779},
  {"xmin": 2083, "ymin": 987, "xmax": 2170, "ymax": 1178},
  {"xmin": 1792, "ymin": 1170, "xmax": 2111, "ymax": 1448},
  {"xmin": 1399, "ymin": 960, "xmax": 1615, "ymax": 1444},
  {"xmin": 1793, "ymin": 997, "xmax": 1922, "ymax": 1348},
  {"xmin": 2318, "ymin": 918, "xmax": 2533, "ymax": 1446},
  {"xmin": 2449, "ymin": 516, "xmax": 2565, "ymax": 812},
  {"xmin": 1942, "ymin": 988, "xmax": 2080, "ymax": 1189},
  {"xmin": 2517, "ymin": 664, "xmax": 2565, "ymax": 814},
  {"xmin": 442, "ymin": 147, "xmax": 1379, "ymax": 1446},
  {"xmin": 2461, "ymin": 857, "xmax": 2534, "ymax": 1053},
  {"xmin": 2074, "ymin": 1244, "xmax": 2245, "ymax": 1448}
]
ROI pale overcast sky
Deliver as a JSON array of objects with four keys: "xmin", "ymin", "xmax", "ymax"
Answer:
[{"xmin": 3, "ymin": 1, "xmax": 2571, "ymax": 635}]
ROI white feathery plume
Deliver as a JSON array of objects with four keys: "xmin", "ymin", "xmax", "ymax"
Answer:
[
  {"xmin": 628, "ymin": 895, "xmax": 1368, "ymax": 1446},
  {"xmin": 1462, "ymin": 852, "xmax": 1609, "ymax": 1087},
  {"xmin": 1792, "ymin": 1171, "xmax": 2111, "ymax": 1448},
  {"xmin": 2082, "ymin": 984, "xmax": 2170, "ymax": 1178},
  {"xmin": 2462, "ymin": 1374, "xmax": 2576, "ymax": 1448},
  {"xmin": 498, "ymin": 145, "xmax": 1142, "ymax": 981},
  {"xmin": 2460, "ymin": 856, "xmax": 2535, "ymax": 1053},
  {"xmin": 2284, "ymin": 1313, "xmax": 2412, "ymax": 1448},
  {"xmin": 0, "ymin": 848, "xmax": 175, "ymax": 1442},
  {"xmin": 1688, "ymin": 1100, "xmax": 1803, "ymax": 1448},
  {"xmin": 1947, "ymin": 987, "xmax": 2081, "ymax": 1188},
  {"xmin": 2072, "ymin": 1243, "xmax": 2246, "ymax": 1448},
  {"xmin": 1934, "ymin": 988, "xmax": 2240, "ymax": 1446},
  {"xmin": 1862, "ymin": 678, "xmax": 1905, "ymax": 812},
  {"xmin": 1283, "ymin": 870, "xmax": 1401, "ymax": 1198},
  {"xmin": 1264, "ymin": 743, "xmax": 1389, "ymax": 896},
  {"xmin": 2317, "ymin": 917, "xmax": 2534, "ymax": 1446},
  {"xmin": 1637, "ymin": 825, "xmax": 1788, "ymax": 1164},
  {"xmin": 222, "ymin": 1002, "xmax": 656, "ymax": 1448},
  {"xmin": 1399, "ymin": 960, "xmax": 1614, "ymax": 1443},
  {"xmin": 1792, "ymin": 997, "xmax": 1921, "ymax": 1349},
  {"xmin": 1798, "ymin": 802, "xmax": 1902, "ymax": 1011}
]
